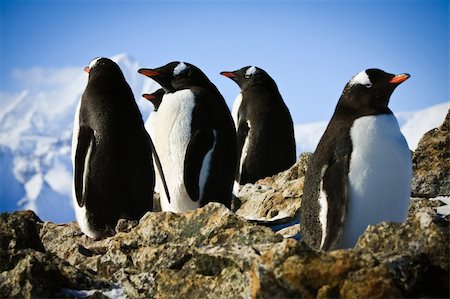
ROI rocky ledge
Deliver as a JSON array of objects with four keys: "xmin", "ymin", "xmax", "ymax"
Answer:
[{"xmin": 1, "ymin": 111, "xmax": 449, "ymax": 299}]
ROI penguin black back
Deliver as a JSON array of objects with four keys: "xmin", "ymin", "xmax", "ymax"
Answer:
[
  {"xmin": 73, "ymin": 57, "xmax": 154, "ymax": 238},
  {"xmin": 221, "ymin": 66, "xmax": 296, "ymax": 188}
]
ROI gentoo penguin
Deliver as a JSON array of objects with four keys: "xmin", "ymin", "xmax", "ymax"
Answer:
[
  {"xmin": 143, "ymin": 88, "xmax": 165, "ymax": 142},
  {"xmin": 220, "ymin": 66, "xmax": 296, "ymax": 193},
  {"xmin": 72, "ymin": 57, "xmax": 154, "ymax": 239},
  {"xmin": 142, "ymin": 88, "xmax": 166, "ymax": 195},
  {"xmin": 138, "ymin": 62, "xmax": 237, "ymax": 212},
  {"xmin": 300, "ymin": 68, "xmax": 412, "ymax": 251}
]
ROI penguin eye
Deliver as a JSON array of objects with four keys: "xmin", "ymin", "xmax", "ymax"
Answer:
[{"xmin": 364, "ymin": 83, "xmax": 373, "ymax": 88}]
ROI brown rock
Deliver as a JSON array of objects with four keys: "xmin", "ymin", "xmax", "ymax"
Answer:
[
  {"xmin": 234, "ymin": 153, "xmax": 311, "ymax": 223},
  {"xmin": 340, "ymin": 265, "xmax": 402, "ymax": 299},
  {"xmin": 412, "ymin": 110, "xmax": 450, "ymax": 197}
]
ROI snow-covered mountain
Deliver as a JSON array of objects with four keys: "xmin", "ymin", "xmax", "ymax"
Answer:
[{"xmin": 0, "ymin": 54, "xmax": 448, "ymax": 222}]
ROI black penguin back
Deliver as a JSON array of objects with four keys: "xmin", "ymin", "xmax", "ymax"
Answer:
[{"xmin": 76, "ymin": 57, "xmax": 154, "ymax": 237}]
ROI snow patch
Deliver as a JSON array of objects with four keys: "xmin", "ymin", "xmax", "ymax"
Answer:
[
  {"xmin": 62, "ymin": 285, "xmax": 125, "ymax": 299},
  {"xmin": 430, "ymin": 196, "xmax": 450, "ymax": 217},
  {"xmin": 245, "ymin": 210, "xmax": 291, "ymax": 222}
]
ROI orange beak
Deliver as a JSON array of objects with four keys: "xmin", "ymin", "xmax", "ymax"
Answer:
[
  {"xmin": 138, "ymin": 69, "xmax": 160, "ymax": 77},
  {"xmin": 84, "ymin": 67, "xmax": 90, "ymax": 73},
  {"xmin": 390, "ymin": 73, "xmax": 410, "ymax": 84},
  {"xmin": 142, "ymin": 94, "xmax": 156, "ymax": 100},
  {"xmin": 220, "ymin": 71, "xmax": 236, "ymax": 78}
]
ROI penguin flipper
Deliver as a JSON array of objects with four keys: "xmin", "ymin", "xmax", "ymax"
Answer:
[
  {"xmin": 236, "ymin": 119, "xmax": 250, "ymax": 183},
  {"xmin": 184, "ymin": 129, "xmax": 215, "ymax": 202},
  {"xmin": 321, "ymin": 155, "xmax": 349, "ymax": 250},
  {"xmin": 74, "ymin": 126, "xmax": 95, "ymax": 207}
]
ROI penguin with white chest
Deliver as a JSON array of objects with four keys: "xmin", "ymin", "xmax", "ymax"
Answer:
[
  {"xmin": 143, "ymin": 88, "xmax": 165, "ymax": 143},
  {"xmin": 142, "ymin": 88, "xmax": 169, "ymax": 196},
  {"xmin": 138, "ymin": 62, "xmax": 237, "ymax": 212},
  {"xmin": 220, "ymin": 66, "xmax": 296, "ymax": 192},
  {"xmin": 300, "ymin": 68, "xmax": 412, "ymax": 251},
  {"xmin": 72, "ymin": 57, "xmax": 155, "ymax": 239}
]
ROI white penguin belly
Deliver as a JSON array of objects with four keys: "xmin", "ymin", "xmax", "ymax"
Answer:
[
  {"xmin": 155, "ymin": 89, "xmax": 200, "ymax": 212},
  {"xmin": 338, "ymin": 114, "xmax": 412, "ymax": 249}
]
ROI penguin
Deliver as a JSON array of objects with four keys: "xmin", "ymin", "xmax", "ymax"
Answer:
[
  {"xmin": 143, "ymin": 88, "xmax": 165, "ymax": 194},
  {"xmin": 300, "ymin": 68, "xmax": 412, "ymax": 251},
  {"xmin": 72, "ymin": 57, "xmax": 155, "ymax": 239},
  {"xmin": 138, "ymin": 62, "xmax": 237, "ymax": 212},
  {"xmin": 220, "ymin": 66, "xmax": 296, "ymax": 193},
  {"xmin": 143, "ymin": 88, "xmax": 165, "ymax": 143}
]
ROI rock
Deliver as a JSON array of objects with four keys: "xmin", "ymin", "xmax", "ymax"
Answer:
[
  {"xmin": 234, "ymin": 153, "xmax": 311, "ymax": 223},
  {"xmin": 0, "ymin": 210, "xmax": 46, "ymax": 275},
  {"xmin": 0, "ymin": 212, "xmax": 112, "ymax": 298},
  {"xmin": 412, "ymin": 110, "xmax": 450, "ymax": 197},
  {"xmin": 1, "ymin": 197, "xmax": 448, "ymax": 298},
  {"xmin": 357, "ymin": 206, "xmax": 449, "ymax": 271},
  {"xmin": 1, "ymin": 117, "xmax": 449, "ymax": 298},
  {"xmin": 38, "ymin": 203, "xmax": 285, "ymax": 298}
]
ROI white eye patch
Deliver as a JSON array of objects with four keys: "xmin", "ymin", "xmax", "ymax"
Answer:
[
  {"xmin": 174, "ymin": 62, "xmax": 188, "ymax": 75},
  {"xmin": 245, "ymin": 66, "xmax": 257, "ymax": 78},
  {"xmin": 349, "ymin": 70, "xmax": 372, "ymax": 88},
  {"xmin": 88, "ymin": 57, "xmax": 102, "ymax": 69}
]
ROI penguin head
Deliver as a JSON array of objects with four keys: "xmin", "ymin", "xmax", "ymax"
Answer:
[
  {"xmin": 220, "ymin": 66, "xmax": 275, "ymax": 91},
  {"xmin": 340, "ymin": 68, "xmax": 410, "ymax": 110},
  {"xmin": 142, "ymin": 88, "xmax": 165, "ymax": 111},
  {"xmin": 138, "ymin": 62, "xmax": 211, "ymax": 92},
  {"xmin": 84, "ymin": 57, "xmax": 125, "ymax": 81}
]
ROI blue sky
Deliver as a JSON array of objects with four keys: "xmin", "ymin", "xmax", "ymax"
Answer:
[{"xmin": 1, "ymin": 0, "xmax": 448, "ymax": 123}]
